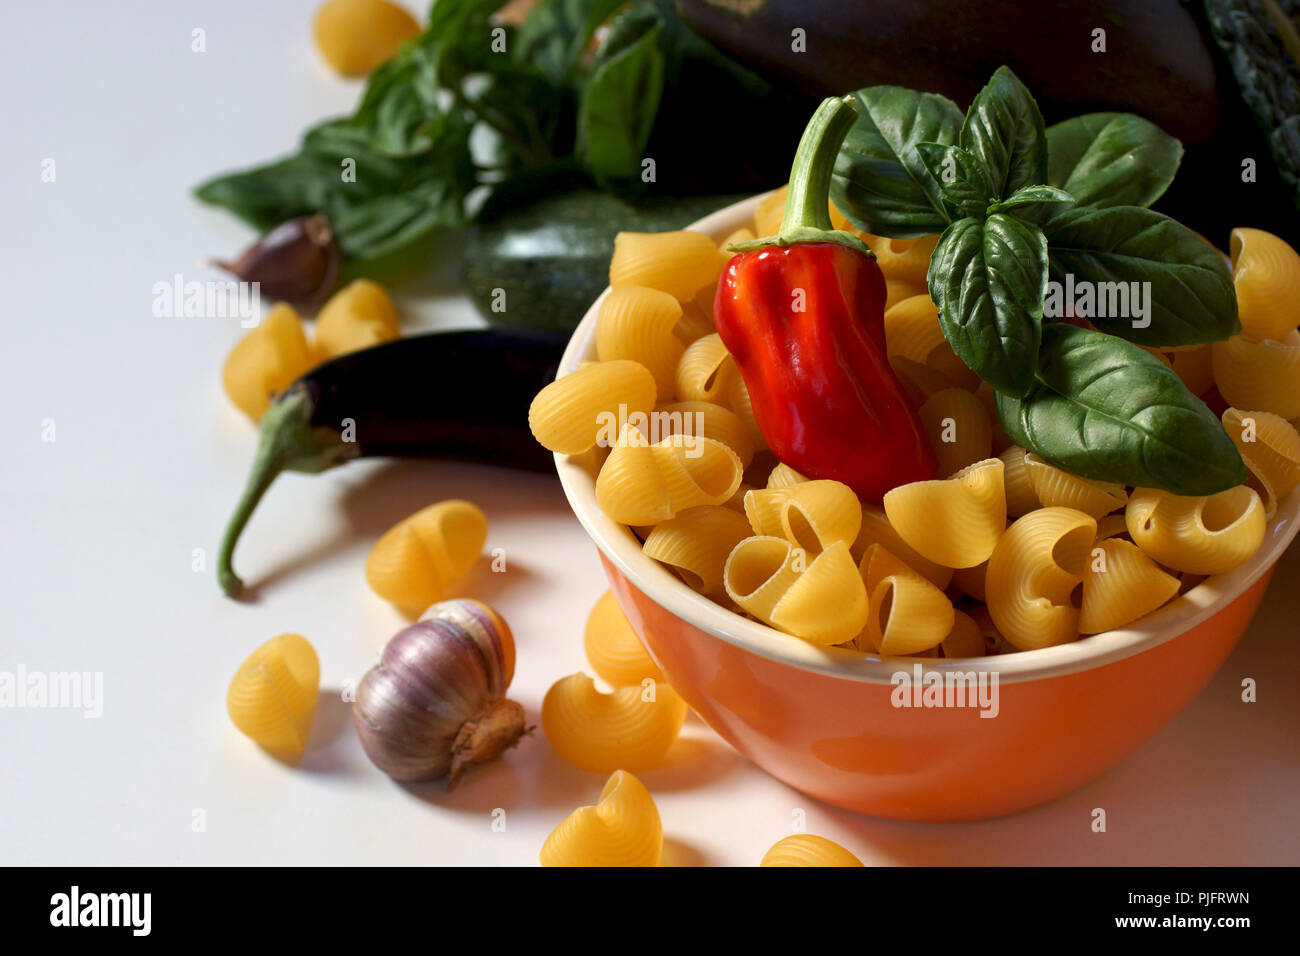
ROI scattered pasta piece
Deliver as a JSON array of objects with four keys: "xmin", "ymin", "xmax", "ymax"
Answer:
[
  {"xmin": 851, "ymin": 506, "xmax": 953, "ymax": 589},
  {"xmin": 1230, "ymin": 227, "xmax": 1300, "ymax": 341},
  {"xmin": 761, "ymin": 834, "xmax": 864, "ymax": 867},
  {"xmin": 643, "ymin": 506, "xmax": 753, "ymax": 600},
  {"xmin": 314, "ymin": 0, "xmax": 420, "ymax": 77},
  {"xmin": 986, "ymin": 507, "xmax": 1096, "ymax": 651},
  {"xmin": 1222, "ymin": 408, "xmax": 1300, "ymax": 517},
  {"xmin": 1126, "ymin": 486, "xmax": 1266, "ymax": 575},
  {"xmin": 1079, "ymin": 538, "xmax": 1180, "ymax": 634},
  {"xmin": 1211, "ymin": 330, "xmax": 1300, "ymax": 420},
  {"xmin": 596, "ymin": 435, "xmax": 743, "ymax": 526},
  {"xmin": 529, "ymin": 360, "xmax": 657, "ymax": 455},
  {"xmin": 743, "ymin": 480, "xmax": 862, "ymax": 553},
  {"xmin": 596, "ymin": 286, "xmax": 685, "ymax": 400},
  {"xmin": 583, "ymin": 591, "xmax": 663, "ymax": 686},
  {"xmin": 883, "ymin": 458, "xmax": 1006, "ymax": 568},
  {"xmin": 611, "ymin": 231, "xmax": 722, "ymax": 302},
  {"xmin": 1023, "ymin": 453, "xmax": 1128, "ymax": 518},
  {"xmin": 221, "ymin": 303, "xmax": 313, "ymax": 420},
  {"xmin": 539, "ymin": 770, "xmax": 662, "ymax": 867},
  {"xmin": 857, "ymin": 544, "xmax": 954, "ymax": 655},
  {"xmin": 542, "ymin": 674, "xmax": 687, "ymax": 774},
  {"xmin": 314, "ymin": 279, "xmax": 399, "ymax": 359},
  {"xmin": 365, "ymin": 500, "xmax": 488, "ymax": 613},
  {"xmin": 919, "ymin": 388, "xmax": 993, "ymax": 476},
  {"xmin": 226, "ymin": 633, "xmax": 319, "ymax": 754}
]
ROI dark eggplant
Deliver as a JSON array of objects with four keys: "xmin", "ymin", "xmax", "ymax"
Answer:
[{"xmin": 217, "ymin": 328, "xmax": 568, "ymax": 597}]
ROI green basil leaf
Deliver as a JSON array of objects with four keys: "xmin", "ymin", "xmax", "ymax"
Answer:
[
  {"xmin": 576, "ymin": 10, "xmax": 666, "ymax": 179},
  {"xmin": 987, "ymin": 183, "xmax": 1074, "ymax": 214},
  {"xmin": 959, "ymin": 65, "xmax": 1046, "ymax": 198},
  {"xmin": 915, "ymin": 142, "xmax": 994, "ymax": 218},
  {"xmin": 995, "ymin": 324, "xmax": 1246, "ymax": 494},
  {"xmin": 517, "ymin": 0, "xmax": 624, "ymax": 84},
  {"xmin": 1043, "ymin": 205, "xmax": 1239, "ymax": 346},
  {"xmin": 1046, "ymin": 112, "xmax": 1183, "ymax": 208},
  {"xmin": 831, "ymin": 85, "xmax": 964, "ymax": 237},
  {"xmin": 928, "ymin": 213, "xmax": 1047, "ymax": 397}
]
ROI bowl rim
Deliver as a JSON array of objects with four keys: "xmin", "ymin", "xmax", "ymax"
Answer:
[{"xmin": 555, "ymin": 194, "xmax": 1300, "ymax": 685}]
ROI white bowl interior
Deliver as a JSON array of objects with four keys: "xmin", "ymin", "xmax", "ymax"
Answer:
[{"xmin": 556, "ymin": 195, "xmax": 1300, "ymax": 684}]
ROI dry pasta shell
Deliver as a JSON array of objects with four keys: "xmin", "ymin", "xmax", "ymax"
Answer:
[
  {"xmin": 226, "ymin": 633, "xmax": 320, "ymax": 754},
  {"xmin": 998, "ymin": 445, "xmax": 1041, "ymax": 517},
  {"xmin": 1079, "ymin": 538, "xmax": 1180, "ymax": 634},
  {"xmin": 1222, "ymin": 408, "xmax": 1300, "ymax": 518},
  {"xmin": 986, "ymin": 507, "xmax": 1096, "ymax": 651},
  {"xmin": 529, "ymin": 359, "xmax": 657, "ymax": 455},
  {"xmin": 610, "ymin": 230, "xmax": 723, "ymax": 302},
  {"xmin": 949, "ymin": 559, "xmax": 989, "ymax": 602},
  {"xmin": 314, "ymin": 279, "xmax": 400, "ymax": 359},
  {"xmin": 885, "ymin": 278, "xmax": 927, "ymax": 312},
  {"xmin": 365, "ymin": 500, "xmax": 488, "ymax": 613},
  {"xmin": 882, "ymin": 458, "xmax": 1007, "ymax": 569},
  {"xmin": 768, "ymin": 541, "xmax": 869, "ymax": 645},
  {"xmin": 643, "ymin": 506, "xmax": 754, "ymax": 599},
  {"xmin": 723, "ymin": 535, "xmax": 803, "ymax": 622},
  {"xmin": 919, "ymin": 387, "xmax": 993, "ymax": 476},
  {"xmin": 583, "ymin": 591, "xmax": 664, "ymax": 686},
  {"xmin": 1023, "ymin": 453, "xmax": 1128, "ymax": 518},
  {"xmin": 596, "ymin": 285, "xmax": 685, "ymax": 400},
  {"xmin": 541, "ymin": 674, "xmax": 687, "ymax": 774},
  {"xmin": 753, "ymin": 185, "xmax": 788, "ymax": 237},
  {"xmin": 883, "ymin": 293, "xmax": 979, "ymax": 390},
  {"xmin": 1230, "ymin": 227, "xmax": 1300, "ymax": 341},
  {"xmin": 761, "ymin": 834, "xmax": 864, "ymax": 867},
  {"xmin": 221, "ymin": 303, "xmax": 313, "ymax": 420},
  {"xmin": 851, "ymin": 505, "xmax": 953, "ymax": 589},
  {"xmin": 940, "ymin": 610, "xmax": 986, "ymax": 658},
  {"xmin": 539, "ymin": 770, "xmax": 662, "ymax": 868},
  {"xmin": 656, "ymin": 400, "xmax": 755, "ymax": 469},
  {"xmin": 725, "ymin": 374, "xmax": 768, "ymax": 452},
  {"xmin": 675, "ymin": 333, "xmax": 737, "ymax": 403},
  {"xmin": 596, "ymin": 442, "xmax": 674, "ymax": 526},
  {"xmin": 1125, "ymin": 486, "xmax": 1266, "ymax": 575},
  {"xmin": 674, "ymin": 301, "xmax": 717, "ymax": 345},
  {"xmin": 1211, "ymin": 330, "xmax": 1300, "ymax": 420},
  {"xmin": 858, "ymin": 544, "xmax": 954, "ymax": 656},
  {"xmin": 865, "ymin": 234, "xmax": 939, "ymax": 285},
  {"xmin": 743, "ymin": 480, "xmax": 862, "ymax": 554},
  {"xmin": 766, "ymin": 461, "xmax": 808, "ymax": 489}
]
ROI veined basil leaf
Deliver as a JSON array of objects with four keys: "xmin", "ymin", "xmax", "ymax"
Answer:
[
  {"xmin": 831, "ymin": 85, "xmax": 964, "ymax": 237},
  {"xmin": 928, "ymin": 213, "xmax": 1047, "ymax": 397},
  {"xmin": 996, "ymin": 324, "xmax": 1246, "ymax": 494},
  {"xmin": 960, "ymin": 65, "xmax": 1046, "ymax": 198},
  {"xmin": 915, "ymin": 142, "xmax": 994, "ymax": 218},
  {"xmin": 1043, "ymin": 205, "xmax": 1239, "ymax": 346},
  {"xmin": 987, "ymin": 183, "xmax": 1074, "ymax": 214},
  {"xmin": 1046, "ymin": 112, "xmax": 1183, "ymax": 208},
  {"xmin": 576, "ymin": 10, "xmax": 666, "ymax": 179},
  {"xmin": 516, "ymin": 0, "xmax": 624, "ymax": 84}
]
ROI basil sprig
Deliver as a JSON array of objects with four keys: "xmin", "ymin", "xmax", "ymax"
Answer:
[{"xmin": 833, "ymin": 66, "xmax": 1246, "ymax": 494}]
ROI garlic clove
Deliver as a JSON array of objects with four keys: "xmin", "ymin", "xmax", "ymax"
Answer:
[{"xmin": 209, "ymin": 214, "xmax": 340, "ymax": 307}]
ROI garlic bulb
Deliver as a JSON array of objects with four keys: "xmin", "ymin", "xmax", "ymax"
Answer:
[{"xmin": 352, "ymin": 599, "xmax": 526, "ymax": 785}]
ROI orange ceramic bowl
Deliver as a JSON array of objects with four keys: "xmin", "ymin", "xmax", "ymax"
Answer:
[{"xmin": 555, "ymin": 196, "xmax": 1299, "ymax": 822}]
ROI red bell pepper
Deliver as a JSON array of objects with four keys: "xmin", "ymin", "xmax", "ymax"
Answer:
[{"xmin": 715, "ymin": 97, "xmax": 937, "ymax": 501}]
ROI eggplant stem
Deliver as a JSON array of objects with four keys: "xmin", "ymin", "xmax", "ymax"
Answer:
[{"xmin": 217, "ymin": 388, "xmax": 354, "ymax": 598}]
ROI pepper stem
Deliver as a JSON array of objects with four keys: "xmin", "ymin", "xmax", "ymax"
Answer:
[
  {"xmin": 730, "ymin": 96, "xmax": 872, "ymax": 257},
  {"xmin": 217, "ymin": 388, "xmax": 354, "ymax": 598}
]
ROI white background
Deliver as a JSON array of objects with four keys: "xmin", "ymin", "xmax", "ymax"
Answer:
[{"xmin": 1, "ymin": 0, "xmax": 1296, "ymax": 866}]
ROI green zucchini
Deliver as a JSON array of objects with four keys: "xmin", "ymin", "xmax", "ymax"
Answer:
[{"xmin": 464, "ymin": 184, "xmax": 745, "ymax": 332}]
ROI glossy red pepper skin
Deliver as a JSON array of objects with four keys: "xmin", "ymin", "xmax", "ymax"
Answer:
[{"xmin": 715, "ymin": 241, "xmax": 937, "ymax": 501}]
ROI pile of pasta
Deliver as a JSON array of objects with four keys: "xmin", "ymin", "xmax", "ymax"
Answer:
[{"xmin": 529, "ymin": 190, "xmax": 1300, "ymax": 657}]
